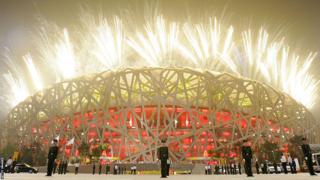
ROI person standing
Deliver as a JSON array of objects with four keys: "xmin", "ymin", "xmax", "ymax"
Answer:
[
  {"xmin": 133, "ymin": 165, "xmax": 137, "ymax": 175},
  {"xmin": 214, "ymin": 165, "xmax": 219, "ymax": 174},
  {"xmin": 238, "ymin": 161, "xmax": 242, "ymax": 175},
  {"xmin": 230, "ymin": 163, "xmax": 234, "ymax": 174},
  {"xmin": 288, "ymin": 154, "xmax": 293, "ymax": 174},
  {"xmin": 63, "ymin": 160, "xmax": 68, "ymax": 174},
  {"xmin": 255, "ymin": 160, "xmax": 260, "ymax": 174},
  {"xmin": 280, "ymin": 154, "xmax": 288, "ymax": 174},
  {"xmin": 105, "ymin": 163, "xmax": 110, "ymax": 174},
  {"xmin": 226, "ymin": 163, "xmax": 230, "ymax": 174},
  {"xmin": 292, "ymin": 157, "xmax": 297, "ymax": 174},
  {"xmin": 301, "ymin": 138, "xmax": 317, "ymax": 176},
  {"xmin": 98, "ymin": 162, "xmax": 102, "ymax": 175},
  {"xmin": 273, "ymin": 161, "xmax": 278, "ymax": 174},
  {"xmin": 158, "ymin": 138, "xmax": 169, "ymax": 178},
  {"xmin": 46, "ymin": 139, "xmax": 59, "ymax": 176},
  {"xmin": 92, "ymin": 163, "xmax": 96, "ymax": 175},
  {"xmin": 262, "ymin": 160, "xmax": 268, "ymax": 174},
  {"xmin": 74, "ymin": 161, "xmax": 80, "ymax": 175},
  {"xmin": 242, "ymin": 139, "xmax": 253, "ymax": 177}
]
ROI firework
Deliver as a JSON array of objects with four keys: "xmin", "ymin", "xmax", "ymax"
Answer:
[
  {"xmin": 2, "ymin": 72, "xmax": 29, "ymax": 106},
  {"xmin": 176, "ymin": 17, "xmax": 237, "ymax": 73},
  {"xmin": 23, "ymin": 53, "xmax": 43, "ymax": 91},
  {"xmin": 127, "ymin": 15, "xmax": 179, "ymax": 66},
  {"xmin": 0, "ymin": 10, "xmax": 318, "ymax": 110}
]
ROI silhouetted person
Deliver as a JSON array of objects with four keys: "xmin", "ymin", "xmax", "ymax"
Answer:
[
  {"xmin": 64, "ymin": 160, "xmax": 68, "ymax": 174},
  {"xmin": 46, "ymin": 139, "xmax": 59, "ymax": 176},
  {"xmin": 226, "ymin": 164, "xmax": 230, "ymax": 174},
  {"xmin": 238, "ymin": 161, "xmax": 242, "ymax": 174},
  {"xmin": 242, "ymin": 140, "xmax": 253, "ymax": 177},
  {"xmin": 262, "ymin": 160, "xmax": 268, "ymax": 174},
  {"xmin": 158, "ymin": 138, "xmax": 169, "ymax": 178},
  {"xmin": 74, "ymin": 162, "xmax": 79, "ymax": 175},
  {"xmin": 98, "ymin": 163, "xmax": 102, "ymax": 175},
  {"xmin": 105, "ymin": 164, "xmax": 110, "ymax": 174},
  {"xmin": 301, "ymin": 138, "xmax": 317, "ymax": 176},
  {"xmin": 92, "ymin": 163, "xmax": 96, "ymax": 175},
  {"xmin": 232, "ymin": 163, "xmax": 236, "ymax": 174},
  {"xmin": 114, "ymin": 164, "xmax": 118, "ymax": 175},
  {"xmin": 214, "ymin": 165, "xmax": 219, "ymax": 174},
  {"xmin": 207, "ymin": 165, "xmax": 211, "ymax": 175},
  {"xmin": 255, "ymin": 160, "xmax": 260, "ymax": 174},
  {"xmin": 273, "ymin": 161, "xmax": 278, "ymax": 174},
  {"xmin": 133, "ymin": 165, "xmax": 137, "ymax": 175}
]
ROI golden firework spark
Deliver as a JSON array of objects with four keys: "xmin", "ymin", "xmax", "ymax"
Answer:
[{"xmin": 1, "ymin": 11, "xmax": 318, "ymax": 109}]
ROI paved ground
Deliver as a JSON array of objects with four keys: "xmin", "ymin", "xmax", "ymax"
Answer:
[{"xmin": 1, "ymin": 173, "xmax": 319, "ymax": 180}]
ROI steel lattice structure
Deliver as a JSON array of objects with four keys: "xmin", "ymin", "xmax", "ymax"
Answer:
[{"xmin": 2, "ymin": 67, "xmax": 320, "ymax": 162}]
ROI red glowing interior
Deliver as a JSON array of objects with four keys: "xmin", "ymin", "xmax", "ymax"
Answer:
[{"xmin": 33, "ymin": 106, "xmax": 287, "ymax": 161}]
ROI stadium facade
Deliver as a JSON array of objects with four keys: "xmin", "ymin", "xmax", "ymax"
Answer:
[{"xmin": 2, "ymin": 67, "xmax": 320, "ymax": 162}]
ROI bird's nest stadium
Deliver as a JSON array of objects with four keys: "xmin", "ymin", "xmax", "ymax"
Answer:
[{"xmin": 2, "ymin": 67, "xmax": 320, "ymax": 162}]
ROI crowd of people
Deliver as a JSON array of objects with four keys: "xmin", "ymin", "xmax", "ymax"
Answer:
[
  {"xmin": 205, "ymin": 138, "xmax": 316, "ymax": 177},
  {"xmin": 52, "ymin": 159, "xmax": 68, "ymax": 174},
  {"xmin": 0, "ymin": 137, "xmax": 318, "ymax": 177},
  {"xmin": 205, "ymin": 162, "xmax": 241, "ymax": 175},
  {"xmin": 239, "ymin": 138, "xmax": 317, "ymax": 177}
]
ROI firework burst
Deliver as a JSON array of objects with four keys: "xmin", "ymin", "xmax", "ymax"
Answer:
[{"xmin": 0, "ymin": 9, "xmax": 318, "ymax": 110}]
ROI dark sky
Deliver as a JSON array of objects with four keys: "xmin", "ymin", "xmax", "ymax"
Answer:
[{"xmin": 0, "ymin": 0, "xmax": 320, "ymax": 119}]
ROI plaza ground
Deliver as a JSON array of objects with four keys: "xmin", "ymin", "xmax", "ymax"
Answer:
[{"xmin": 2, "ymin": 173, "xmax": 319, "ymax": 180}]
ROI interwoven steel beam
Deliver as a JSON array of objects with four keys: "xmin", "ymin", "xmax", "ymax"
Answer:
[{"xmin": 2, "ymin": 67, "xmax": 319, "ymax": 162}]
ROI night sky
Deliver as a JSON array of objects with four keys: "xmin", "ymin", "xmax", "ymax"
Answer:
[{"xmin": 0, "ymin": 0, "xmax": 320, "ymax": 120}]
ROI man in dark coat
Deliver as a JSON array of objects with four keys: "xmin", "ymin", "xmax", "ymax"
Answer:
[
  {"xmin": 92, "ymin": 163, "xmax": 96, "ymax": 175},
  {"xmin": 301, "ymin": 138, "xmax": 317, "ymax": 176},
  {"xmin": 242, "ymin": 139, "xmax": 253, "ymax": 177},
  {"xmin": 158, "ymin": 138, "xmax": 169, "ymax": 178},
  {"xmin": 238, "ymin": 161, "xmax": 242, "ymax": 174},
  {"xmin": 105, "ymin": 163, "xmax": 110, "ymax": 174},
  {"xmin": 46, "ymin": 139, "xmax": 59, "ymax": 176},
  {"xmin": 98, "ymin": 162, "xmax": 102, "ymax": 175}
]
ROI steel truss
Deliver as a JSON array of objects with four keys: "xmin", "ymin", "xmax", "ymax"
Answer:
[{"xmin": 2, "ymin": 67, "xmax": 320, "ymax": 162}]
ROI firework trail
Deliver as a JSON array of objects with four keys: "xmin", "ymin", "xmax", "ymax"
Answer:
[
  {"xmin": 23, "ymin": 53, "xmax": 43, "ymax": 91},
  {"xmin": 127, "ymin": 15, "xmax": 179, "ymax": 66},
  {"xmin": 0, "ymin": 9, "xmax": 318, "ymax": 110}
]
